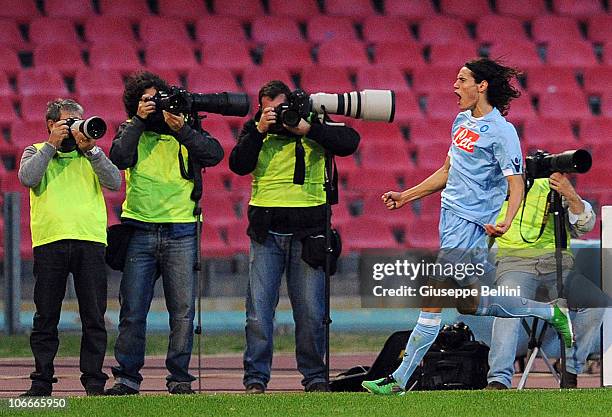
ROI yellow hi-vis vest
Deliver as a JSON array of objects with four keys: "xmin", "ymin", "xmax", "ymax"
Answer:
[
  {"xmin": 122, "ymin": 131, "xmax": 197, "ymax": 223},
  {"xmin": 496, "ymin": 178, "xmax": 570, "ymax": 257},
  {"xmin": 29, "ymin": 143, "xmax": 107, "ymax": 247},
  {"xmin": 249, "ymin": 131, "xmax": 326, "ymax": 207}
]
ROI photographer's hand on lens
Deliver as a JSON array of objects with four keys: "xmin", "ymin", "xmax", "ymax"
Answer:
[
  {"xmin": 549, "ymin": 172, "xmax": 585, "ymax": 215},
  {"xmin": 284, "ymin": 118, "xmax": 311, "ymax": 136},
  {"xmin": 47, "ymin": 120, "xmax": 69, "ymax": 149},
  {"xmin": 74, "ymin": 130, "xmax": 95, "ymax": 152},
  {"xmin": 137, "ymin": 94, "xmax": 156, "ymax": 120},
  {"xmin": 256, "ymin": 107, "xmax": 276, "ymax": 134},
  {"xmin": 162, "ymin": 110, "xmax": 185, "ymax": 132},
  {"xmin": 381, "ymin": 191, "xmax": 404, "ymax": 210}
]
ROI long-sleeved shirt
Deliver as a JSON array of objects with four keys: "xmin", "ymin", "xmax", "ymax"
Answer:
[{"xmin": 18, "ymin": 142, "xmax": 122, "ymax": 191}]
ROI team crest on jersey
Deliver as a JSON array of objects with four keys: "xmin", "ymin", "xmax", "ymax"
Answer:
[{"xmin": 452, "ymin": 127, "xmax": 480, "ymax": 153}]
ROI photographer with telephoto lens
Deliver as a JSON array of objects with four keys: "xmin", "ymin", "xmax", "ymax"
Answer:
[
  {"xmin": 105, "ymin": 71, "xmax": 224, "ymax": 396},
  {"xmin": 18, "ymin": 98, "xmax": 121, "ymax": 397}
]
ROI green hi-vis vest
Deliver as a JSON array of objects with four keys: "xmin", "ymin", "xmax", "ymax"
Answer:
[
  {"xmin": 122, "ymin": 131, "xmax": 197, "ymax": 223},
  {"xmin": 249, "ymin": 130, "xmax": 326, "ymax": 207},
  {"xmin": 496, "ymin": 178, "xmax": 570, "ymax": 257},
  {"xmin": 29, "ymin": 143, "xmax": 107, "ymax": 248}
]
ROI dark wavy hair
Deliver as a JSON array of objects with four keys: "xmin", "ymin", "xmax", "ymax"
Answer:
[
  {"xmin": 464, "ymin": 58, "xmax": 522, "ymax": 116},
  {"xmin": 122, "ymin": 71, "xmax": 170, "ymax": 118},
  {"xmin": 258, "ymin": 80, "xmax": 291, "ymax": 106}
]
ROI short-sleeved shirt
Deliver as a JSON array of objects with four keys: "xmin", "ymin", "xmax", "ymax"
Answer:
[{"xmin": 441, "ymin": 107, "xmax": 523, "ymax": 227}]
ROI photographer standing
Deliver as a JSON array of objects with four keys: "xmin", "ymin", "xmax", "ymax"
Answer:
[
  {"xmin": 487, "ymin": 173, "xmax": 603, "ymax": 389},
  {"xmin": 230, "ymin": 80, "xmax": 359, "ymax": 393},
  {"xmin": 18, "ymin": 99, "xmax": 121, "ymax": 396},
  {"xmin": 105, "ymin": 71, "xmax": 223, "ymax": 395}
]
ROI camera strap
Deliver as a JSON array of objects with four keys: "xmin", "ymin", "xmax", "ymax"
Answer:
[
  {"xmin": 293, "ymin": 137, "xmax": 306, "ymax": 185},
  {"xmin": 519, "ymin": 181, "xmax": 552, "ymax": 244}
]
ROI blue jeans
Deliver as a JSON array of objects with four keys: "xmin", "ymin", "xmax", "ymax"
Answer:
[
  {"xmin": 487, "ymin": 270, "xmax": 604, "ymax": 387},
  {"xmin": 111, "ymin": 225, "xmax": 197, "ymax": 390},
  {"xmin": 243, "ymin": 233, "xmax": 326, "ymax": 389}
]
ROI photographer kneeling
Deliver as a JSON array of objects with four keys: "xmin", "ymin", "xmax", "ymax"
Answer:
[
  {"xmin": 105, "ymin": 71, "xmax": 224, "ymax": 395},
  {"xmin": 487, "ymin": 164, "xmax": 603, "ymax": 389},
  {"xmin": 230, "ymin": 80, "xmax": 360, "ymax": 393},
  {"xmin": 19, "ymin": 99, "xmax": 121, "ymax": 396}
]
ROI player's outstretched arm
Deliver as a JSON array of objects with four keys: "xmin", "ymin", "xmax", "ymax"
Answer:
[{"xmin": 484, "ymin": 174, "xmax": 524, "ymax": 236}]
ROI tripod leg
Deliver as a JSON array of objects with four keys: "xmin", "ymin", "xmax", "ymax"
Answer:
[
  {"xmin": 539, "ymin": 348, "xmax": 560, "ymax": 383},
  {"xmin": 518, "ymin": 347, "xmax": 540, "ymax": 390}
]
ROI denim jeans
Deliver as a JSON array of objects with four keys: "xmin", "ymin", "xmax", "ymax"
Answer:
[
  {"xmin": 243, "ymin": 233, "xmax": 326, "ymax": 389},
  {"xmin": 111, "ymin": 225, "xmax": 197, "ymax": 390},
  {"xmin": 30, "ymin": 240, "xmax": 108, "ymax": 389},
  {"xmin": 487, "ymin": 270, "xmax": 604, "ymax": 387}
]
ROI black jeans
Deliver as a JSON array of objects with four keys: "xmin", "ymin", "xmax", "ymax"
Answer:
[{"xmin": 30, "ymin": 240, "xmax": 108, "ymax": 389}]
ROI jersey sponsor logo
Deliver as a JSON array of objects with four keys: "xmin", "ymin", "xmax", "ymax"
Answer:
[{"xmin": 452, "ymin": 127, "xmax": 480, "ymax": 153}]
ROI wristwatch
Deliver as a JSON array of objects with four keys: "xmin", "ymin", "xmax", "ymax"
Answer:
[{"xmin": 84, "ymin": 145, "xmax": 102, "ymax": 158}]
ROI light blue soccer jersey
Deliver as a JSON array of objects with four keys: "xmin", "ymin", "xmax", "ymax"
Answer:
[{"xmin": 441, "ymin": 107, "xmax": 523, "ymax": 227}]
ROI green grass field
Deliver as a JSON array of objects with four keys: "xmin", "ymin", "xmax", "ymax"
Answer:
[{"xmin": 2, "ymin": 390, "xmax": 611, "ymax": 417}]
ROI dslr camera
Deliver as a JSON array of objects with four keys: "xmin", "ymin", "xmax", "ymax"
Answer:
[
  {"xmin": 270, "ymin": 89, "xmax": 396, "ymax": 133},
  {"xmin": 61, "ymin": 116, "xmax": 107, "ymax": 152},
  {"xmin": 525, "ymin": 149, "xmax": 592, "ymax": 180},
  {"xmin": 151, "ymin": 86, "xmax": 250, "ymax": 117}
]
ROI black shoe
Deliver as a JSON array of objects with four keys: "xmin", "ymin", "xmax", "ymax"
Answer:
[
  {"xmin": 85, "ymin": 385, "xmax": 105, "ymax": 396},
  {"xmin": 561, "ymin": 371, "xmax": 578, "ymax": 389},
  {"xmin": 104, "ymin": 383, "xmax": 139, "ymax": 396},
  {"xmin": 245, "ymin": 383, "xmax": 265, "ymax": 394},
  {"xmin": 168, "ymin": 383, "xmax": 195, "ymax": 395},
  {"xmin": 305, "ymin": 382, "xmax": 330, "ymax": 392},
  {"xmin": 485, "ymin": 381, "xmax": 508, "ymax": 390},
  {"xmin": 20, "ymin": 384, "xmax": 52, "ymax": 397}
]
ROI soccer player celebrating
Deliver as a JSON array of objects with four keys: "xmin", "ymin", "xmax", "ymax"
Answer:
[{"xmin": 362, "ymin": 58, "xmax": 573, "ymax": 395}]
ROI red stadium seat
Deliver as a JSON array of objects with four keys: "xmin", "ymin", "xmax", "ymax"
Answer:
[
  {"xmin": 583, "ymin": 66, "xmax": 612, "ymax": 95},
  {"xmin": 338, "ymin": 218, "xmax": 400, "ymax": 252},
  {"xmin": 157, "ymin": 0, "xmax": 208, "ymax": 21},
  {"xmin": 98, "ymin": 0, "xmax": 151, "ymax": 18},
  {"xmin": 325, "ymin": 0, "xmax": 376, "ymax": 18},
  {"xmin": 429, "ymin": 43, "xmax": 480, "ymax": 68},
  {"xmin": 440, "ymin": 0, "xmax": 492, "ymax": 20},
  {"xmin": 186, "ymin": 67, "xmax": 238, "ymax": 93},
  {"xmin": 226, "ymin": 220, "xmax": 250, "ymax": 254},
  {"xmin": 414, "ymin": 141, "xmax": 450, "ymax": 170},
  {"xmin": 211, "ymin": 0, "xmax": 264, "ymax": 21},
  {"xmin": 605, "ymin": 42, "xmax": 612, "ymax": 66},
  {"xmin": 196, "ymin": 16, "xmax": 246, "ymax": 44},
  {"xmin": 409, "ymin": 119, "xmax": 452, "ymax": 145},
  {"xmin": 145, "ymin": 40, "xmax": 199, "ymax": 72},
  {"xmin": 361, "ymin": 195, "xmax": 407, "ymax": 225},
  {"xmin": 251, "ymin": 16, "xmax": 303, "ymax": 43},
  {"xmin": 545, "ymin": 40, "xmax": 598, "ymax": 68},
  {"xmin": 0, "ymin": 96, "xmax": 16, "ymax": 122},
  {"xmin": 487, "ymin": 40, "xmax": 542, "ymax": 69},
  {"xmin": 0, "ymin": 68, "xmax": 13, "ymax": 97},
  {"xmin": 418, "ymin": 16, "xmax": 471, "ymax": 45},
  {"xmin": 522, "ymin": 118, "xmax": 578, "ymax": 151},
  {"xmin": 75, "ymin": 69, "xmax": 125, "ymax": 97},
  {"xmin": 505, "ymin": 94, "xmax": 537, "ymax": 123},
  {"xmin": 317, "ymin": 40, "xmax": 369, "ymax": 70},
  {"xmin": 404, "ymin": 215, "xmax": 440, "ymax": 248},
  {"xmin": 477, "ymin": 15, "xmax": 528, "ymax": 43},
  {"xmin": 201, "ymin": 192, "xmax": 242, "ymax": 226},
  {"xmin": 426, "ymin": 93, "xmax": 459, "ymax": 120},
  {"xmin": 349, "ymin": 121, "xmax": 404, "ymax": 143},
  {"xmin": 200, "ymin": 117, "xmax": 235, "ymax": 147},
  {"xmin": 139, "ymin": 17, "xmax": 192, "ymax": 45},
  {"xmin": 0, "ymin": 18, "xmax": 28, "ymax": 49},
  {"xmin": 18, "ymin": 69, "xmax": 68, "ymax": 97},
  {"xmin": 0, "ymin": 0, "xmax": 40, "ymax": 19},
  {"xmin": 0, "ymin": 45, "xmax": 21, "ymax": 74},
  {"xmin": 496, "ymin": 0, "xmax": 546, "ymax": 19},
  {"xmin": 29, "ymin": 18, "xmax": 83, "ymax": 45},
  {"xmin": 89, "ymin": 42, "xmax": 142, "ymax": 73},
  {"xmin": 525, "ymin": 67, "xmax": 578, "ymax": 94},
  {"xmin": 554, "ymin": 0, "xmax": 604, "ymax": 17},
  {"xmin": 261, "ymin": 41, "xmax": 313, "ymax": 71},
  {"xmin": 587, "ymin": 15, "xmax": 612, "ymax": 44},
  {"xmin": 201, "ymin": 223, "xmax": 232, "ymax": 258},
  {"xmin": 362, "ymin": 16, "xmax": 412, "ymax": 43},
  {"xmin": 373, "ymin": 41, "xmax": 426, "ymax": 71},
  {"xmin": 45, "ymin": 0, "xmax": 96, "ymax": 19},
  {"xmin": 85, "ymin": 17, "xmax": 137, "ymax": 45},
  {"xmin": 77, "ymin": 94, "xmax": 127, "ymax": 126},
  {"xmin": 355, "ymin": 66, "xmax": 410, "ymax": 93},
  {"xmin": 11, "ymin": 120, "xmax": 48, "ymax": 146},
  {"xmin": 267, "ymin": 0, "xmax": 320, "ymax": 20},
  {"xmin": 602, "ymin": 92, "xmax": 612, "ymax": 118},
  {"xmin": 242, "ymin": 67, "xmax": 293, "ymax": 96},
  {"xmin": 531, "ymin": 16, "xmax": 582, "ymax": 44},
  {"xmin": 33, "ymin": 43, "xmax": 83, "ymax": 74},
  {"xmin": 392, "ymin": 91, "xmax": 423, "ymax": 124},
  {"xmin": 579, "ymin": 118, "xmax": 612, "ymax": 144},
  {"xmin": 538, "ymin": 91, "xmax": 591, "ymax": 120},
  {"xmin": 300, "ymin": 66, "xmax": 353, "ymax": 93},
  {"xmin": 411, "ymin": 67, "xmax": 459, "ymax": 95},
  {"xmin": 358, "ymin": 142, "xmax": 413, "ymax": 171},
  {"xmin": 201, "ymin": 42, "xmax": 253, "ymax": 72},
  {"xmin": 384, "ymin": 0, "xmax": 436, "ymax": 21},
  {"xmin": 575, "ymin": 165, "xmax": 612, "ymax": 193},
  {"xmin": 307, "ymin": 16, "xmax": 358, "ymax": 43}
]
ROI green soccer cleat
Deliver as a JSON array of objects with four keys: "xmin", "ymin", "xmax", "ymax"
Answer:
[
  {"xmin": 361, "ymin": 376, "xmax": 405, "ymax": 396},
  {"xmin": 547, "ymin": 301, "xmax": 574, "ymax": 348}
]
